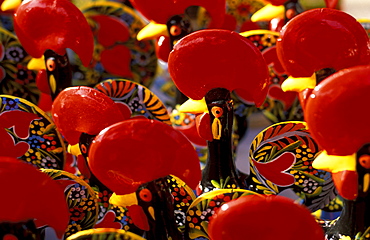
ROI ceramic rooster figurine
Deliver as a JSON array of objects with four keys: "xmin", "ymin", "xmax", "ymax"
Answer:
[
  {"xmin": 132, "ymin": 0, "xmax": 226, "ymax": 60},
  {"xmin": 52, "ymin": 84, "xmax": 198, "ymax": 237},
  {"xmin": 304, "ymin": 65, "xmax": 370, "ymax": 240},
  {"xmin": 87, "ymin": 118, "xmax": 201, "ymax": 239},
  {"xmin": 13, "ymin": 0, "xmax": 94, "ymax": 112},
  {"xmin": 0, "ymin": 156, "xmax": 70, "ymax": 240},
  {"xmin": 251, "ymin": 0, "xmax": 303, "ymax": 30},
  {"xmin": 276, "ymin": 8, "xmax": 370, "ymax": 109},
  {"xmin": 168, "ymin": 29, "xmax": 269, "ymax": 194},
  {"xmin": 208, "ymin": 194, "xmax": 325, "ymax": 240},
  {"xmin": 251, "ymin": 0, "xmax": 339, "ymax": 32}
]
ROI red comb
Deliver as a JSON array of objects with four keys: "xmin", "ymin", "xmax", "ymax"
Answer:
[
  {"xmin": 168, "ymin": 29, "xmax": 269, "ymax": 107},
  {"xmin": 51, "ymin": 86, "xmax": 127, "ymax": 145},
  {"xmin": 305, "ymin": 65, "xmax": 370, "ymax": 156},
  {"xmin": 88, "ymin": 118, "xmax": 201, "ymax": 194},
  {"xmin": 277, "ymin": 8, "xmax": 370, "ymax": 78},
  {"xmin": 14, "ymin": 0, "xmax": 94, "ymax": 66}
]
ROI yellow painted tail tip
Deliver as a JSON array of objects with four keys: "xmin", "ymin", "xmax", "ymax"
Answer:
[
  {"xmin": 27, "ymin": 57, "xmax": 46, "ymax": 71},
  {"xmin": 1, "ymin": 0, "xmax": 21, "ymax": 11},
  {"xmin": 137, "ymin": 21, "xmax": 168, "ymax": 41},
  {"xmin": 251, "ymin": 4, "xmax": 285, "ymax": 22},
  {"xmin": 281, "ymin": 74, "xmax": 316, "ymax": 92},
  {"xmin": 179, "ymin": 98, "xmax": 208, "ymax": 114}
]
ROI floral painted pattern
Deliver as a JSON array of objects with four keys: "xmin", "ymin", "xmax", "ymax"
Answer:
[
  {"xmin": 0, "ymin": 95, "xmax": 65, "ymax": 169},
  {"xmin": 0, "ymin": 27, "xmax": 39, "ymax": 104}
]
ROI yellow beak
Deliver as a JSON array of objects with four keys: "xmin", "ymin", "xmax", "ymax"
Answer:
[
  {"xmin": 313, "ymin": 150, "xmax": 356, "ymax": 173},
  {"xmin": 27, "ymin": 57, "xmax": 46, "ymax": 71},
  {"xmin": 1, "ymin": 0, "xmax": 21, "ymax": 11},
  {"xmin": 281, "ymin": 73, "xmax": 316, "ymax": 92},
  {"xmin": 67, "ymin": 144, "xmax": 82, "ymax": 156},
  {"xmin": 251, "ymin": 4, "xmax": 285, "ymax": 22},
  {"xmin": 137, "ymin": 21, "xmax": 168, "ymax": 41},
  {"xmin": 109, "ymin": 192, "xmax": 138, "ymax": 207},
  {"xmin": 179, "ymin": 98, "xmax": 208, "ymax": 114}
]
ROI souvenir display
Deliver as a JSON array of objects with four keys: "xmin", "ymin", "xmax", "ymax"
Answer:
[{"xmin": 0, "ymin": 0, "xmax": 369, "ymax": 239}]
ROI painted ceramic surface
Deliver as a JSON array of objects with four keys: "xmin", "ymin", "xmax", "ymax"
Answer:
[
  {"xmin": 0, "ymin": 27, "xmax": 38, "ymax": 104},
  {"xmin": 72, "ymin": 1, "xmax": 157, "ymax": 88},
  {"xmin": 66, "ymin": 228, "xmax": 146, "ymax": 240},
  {"xmin": 41, "ymin": 169, "xmax": 99, "ymax": 239},
  {"xmin": 185, "ymin": 189, "xmax": 259, "ymax": 239},
  {"xmin": 239, "ymin": 29, "xmax": 302, "ymax": 123},
  {"xmin": 0, "ymin": 95, "xmax": 65, "ymax": 169},
  {"xmin": 95, "ymin": 79, "xmax": 171, "ymax": 125},
  {"xmin": 247, "ymin": 121, "xmax": 336, "ymax": 212}
]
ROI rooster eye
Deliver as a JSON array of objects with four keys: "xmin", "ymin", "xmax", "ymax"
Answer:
[
  {"xmin": 170, "ymin": 25, "xmax": 182, "ymax": 36},
  {"xmin": 46, "ymin": 58, "xmax": 56, "ymax": 71},
  {"xmin": 139, "ymin": 188, "xmax": 152, "ymax": 202},
  {"xmin": 80, "ymin": 144, "xmax": 87, "ymax": 154},
  {"xmin": 359, "ymin": 155, "xmax": 370, "ymax": 169},
  {"xmin": 211, "ymin": 107, "xmax": 223, "ymax": 118}
]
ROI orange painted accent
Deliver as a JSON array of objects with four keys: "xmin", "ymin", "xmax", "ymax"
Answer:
[
  {"xmin": 46, "ymin": 58, "xmax": 55, "ymax": 71},
  {"xmin": 359, "ymin": 155, "xmax": 370, "ymax": 169},
  {"xmin": 139, "ymin": 189, "xmax": 152, "ymax": 202},
  {"xmin": 211, "ymin": 107, "xmax": 223, "ymax": 118},
  {"xmin": 170, "ymin": 25, "xmax": 182, "ymax": 36}
]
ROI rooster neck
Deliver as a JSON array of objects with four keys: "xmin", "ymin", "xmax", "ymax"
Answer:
[
  {"xmin": 326, "ymin": 195, "xmax": 370, "ymax": 239},
  {"xmin": 79, "ymin": 132, "xmax": 112, "ymax": 194},
  {"xmin": 199, "ymin": 88, "xmax": 246, "ymax": 193},
  {"xmin": 43, "ymin": 49, "xmax": 72, "ymax": 100},
  {"xmin": 326, "ymin": 143, "xmax": 370, "ymax": 239}
]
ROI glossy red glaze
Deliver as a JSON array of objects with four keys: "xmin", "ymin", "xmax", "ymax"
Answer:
[
  {"xmin": 172, "ymin": 117, "xmax": 207, "ymax": 146},
  {"xmin": 268, "ymin": 0, "xmax": 287, "ymax": 6},
  {"xmin": 13, "ymin": 0, "xmax": 94, "ymax": 66},
  {"xmin": 88, "ymin": 118, "xmax": 201, "ymax": 195},
  {"xmin": 332, "ymin": 170, "xmax": 358, "ymax": 200},
  {"xmin": 168, "ymin": 29, "xmax": 269, "ymax": 107},
  {"xmin": 51, "ymin": 86, "xmax": 126, "ymax": 145},
  {"xmin": 208, "ymin": 195, "xmax": 325, "ymax": 240},
  {"xmin": 196, "ymin": 113, "xmax": 213, "ymax": 141},
  {"xmin": 155, "ymin": 36, "xmax": 171, "ymax": 62},
  {"xmin": 129, "ymin": 0, "xmax": 226, "ymax": 28},
  {"xmin": 0, "ymin": 156, "xmax": 69, "ymax": 238},
  {"xmin": 127, "ymin": 205, "xmax": 150, "ymax": 231},
  {"xmin": 305, "ymin": 65, "xmax": 370, "ymax": 156},
  {"xmin": 277, "ymin": 8, "xmax": 370, "ymax": 78}
]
